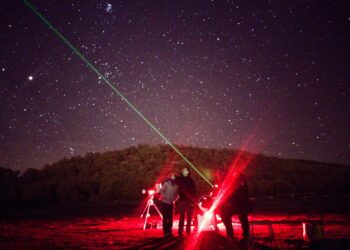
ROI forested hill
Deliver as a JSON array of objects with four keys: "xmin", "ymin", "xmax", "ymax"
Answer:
[{"xmin": 1, "ymin": 144, "xmax": 349, "ymax": 210}]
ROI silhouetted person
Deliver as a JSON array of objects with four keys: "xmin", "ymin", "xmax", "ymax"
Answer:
[
  {"xmin": 160, "ymin": 171, "xmax": 179, "ymax": 237},
  {"xmin": 177, "ymin": 167, "xmax": 196, "ymax": 236},
  {"xmin": 219, "ymin": 173, "xmax": 251, "ymax": 241}
]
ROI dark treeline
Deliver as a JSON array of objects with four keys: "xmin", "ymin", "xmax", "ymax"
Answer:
[{"xmin": 1, "ymin": 144, "xmax": 349, "ymax": 212}]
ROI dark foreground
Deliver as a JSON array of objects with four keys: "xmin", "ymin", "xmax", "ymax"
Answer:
[{"xmin": 1, "ymin": 213, "xmax": 350, "ymax": 249}]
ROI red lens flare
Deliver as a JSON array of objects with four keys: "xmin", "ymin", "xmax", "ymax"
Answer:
[
  {"xmin": 186, "ymin": 150, "xmax": 258, "ymax": 249},
  {"xmin": 210, "ymin": 149, "xmax": 254, "ymax": 214},
  {"xmin": 204, "ymin": 211, "xmax": 213, "ymax": 220}
]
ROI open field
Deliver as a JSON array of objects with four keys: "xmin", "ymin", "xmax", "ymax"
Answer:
[{"xmin": 1, "ymin": 213, "xmax": 349, "ymax": 249}]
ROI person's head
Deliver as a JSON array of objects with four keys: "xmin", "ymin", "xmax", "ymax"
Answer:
[
  {"xmin": 167, "ymin": 171, "xmax": 177, "ymax": 180},
  {"xmin": 182, "ymin": 167, "xmax": 190, "ymax": 177}
]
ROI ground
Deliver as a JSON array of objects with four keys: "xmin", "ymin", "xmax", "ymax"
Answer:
[{"xmin": 0, "ymin": 213, "xmax": 349, "ymax": 249}]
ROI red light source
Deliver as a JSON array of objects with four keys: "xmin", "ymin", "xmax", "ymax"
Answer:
[
  {"xmin": 204, "ymin": 211, "xmax": 213, "ymax": 220},
  {"xmin": 147, "ymin": 189, "xmax": 155, "ymax": 196}
]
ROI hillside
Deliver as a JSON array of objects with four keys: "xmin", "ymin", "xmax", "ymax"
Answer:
[{"xmin": 1, "ymin": 144, "xmax": 349, "ymax": 213}]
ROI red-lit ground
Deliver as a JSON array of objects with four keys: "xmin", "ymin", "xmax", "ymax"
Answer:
[{"xmin": 1, "ymin": 213, "xmax": 350, "ymax": 249}]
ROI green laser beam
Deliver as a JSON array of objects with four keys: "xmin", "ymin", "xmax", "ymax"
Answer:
[{"xmin": 22, "ymin": 0, "xmax": 214, "ymax": 187}]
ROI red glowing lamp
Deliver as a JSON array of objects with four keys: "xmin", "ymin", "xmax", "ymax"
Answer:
[
  {"xmin": 141, "ymin": 189, "xmax": 156, "ymax": 196},
  {"xmin": 147, "ymin": 189, "xmax": 155, "ymax": 196}
]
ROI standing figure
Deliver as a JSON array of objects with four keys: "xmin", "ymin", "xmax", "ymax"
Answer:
[
  {"xmin": 160, "ymin": 171, "xmax": 179, "ymax": 237},
  {"xmin": 219, "ymin": 173, "xmax": 251, "ymax": 241},
  {"xmin": 177, "ymin": 167, "xmax": 197, "ymax": 236}
]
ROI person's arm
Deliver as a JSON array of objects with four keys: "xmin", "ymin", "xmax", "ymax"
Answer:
[
  {"xmin": 160, "ymin": 181, "xmax": 168, "ymax": 197},
  {"xmin": 174, "ymin": 185, "xmax": 179, "ymax": 202}
]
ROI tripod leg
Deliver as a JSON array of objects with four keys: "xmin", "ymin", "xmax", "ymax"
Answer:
[
  {"xmin": 153, "ymin": 204, "xmax": 163, "ymax": 219},
  {"xmin": 143, "ymin": 204, "xmax": 151, "ymax": 230},
  {"xmin": 140, "ymin": 202, "xmax": 149, "ymax": 218}
]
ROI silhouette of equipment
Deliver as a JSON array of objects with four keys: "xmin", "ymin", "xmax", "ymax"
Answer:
[{"xmin": 140, "ymin": 190, "xmax": 163, "ymax": 230}]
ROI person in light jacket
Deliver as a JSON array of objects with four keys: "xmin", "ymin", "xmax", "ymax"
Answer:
[{"xmin": 160, "ymin": 171, "xmax": 179, "ymax": 237}]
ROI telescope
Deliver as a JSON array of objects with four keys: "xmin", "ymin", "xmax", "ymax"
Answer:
[
  {"xmin": 140, "ymin": 183, "xmax": 163, "ymax": 230},
  {"xmin": 141, "ymin": 183, "xmax": 162, "ymax": 196}
]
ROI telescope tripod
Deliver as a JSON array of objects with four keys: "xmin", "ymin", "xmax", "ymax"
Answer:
[{"xmin": 140, "ymin": 194, "xmax": 163, "ymax": 230}]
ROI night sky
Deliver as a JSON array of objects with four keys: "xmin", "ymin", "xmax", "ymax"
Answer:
[{"xmin": 0, "ymin": 0, "xmax": 349, "ymax": 171}]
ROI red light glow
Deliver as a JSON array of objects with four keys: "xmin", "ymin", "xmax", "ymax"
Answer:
[
  {"xmin": 210, "ymin": 149, "xmax": 254, "ymax": 214},
  {"xmin": 184, "ymin": 131, "xmax": 265, "ymax": 249},
  {"xmin": 147, "ymin": 189, "xmax": 155, "ymax": 196},
  {"xmin": 204, "ymin": 211, "xmax": 213, "ymax": 220}
]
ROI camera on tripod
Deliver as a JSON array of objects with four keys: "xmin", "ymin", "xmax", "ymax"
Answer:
[
  {"xmin": 141, "ymin": 183, "xmax": 162, "ymax": 197},
  {"xmin": 140, "ymin": 183, "xmax": 163, "ymax": 230}
]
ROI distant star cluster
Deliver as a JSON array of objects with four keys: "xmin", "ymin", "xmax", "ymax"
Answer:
[{"xmin": 0, "ymin": 0, "xmax": 349, "ymax": 171}]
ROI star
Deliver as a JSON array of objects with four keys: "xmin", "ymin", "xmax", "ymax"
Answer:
[
  {"xmin": 106, "ymin": 3, "xmax": 112, "ymax": 13},
  {"xmin": 0, "ymin": 0, "xmax": 348, "ymax": 170}
]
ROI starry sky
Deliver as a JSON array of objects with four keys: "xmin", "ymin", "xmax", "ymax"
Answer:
[{"xmin": 0, "ymin": 0, "xmax": 349, "ymax": 171}]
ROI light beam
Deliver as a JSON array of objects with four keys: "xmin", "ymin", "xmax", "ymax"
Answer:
[{"xmin": 22, "ymin": 0, "xmax": 213, "ymax": 187}]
